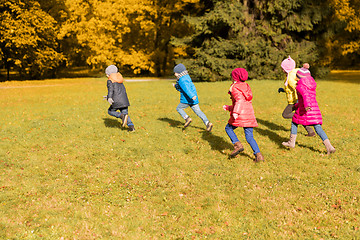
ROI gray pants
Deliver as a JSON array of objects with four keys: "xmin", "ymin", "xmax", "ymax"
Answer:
[
  {"xmin": 282, "ymin": 104, "xmax": 315, "ymax": 135},
  {"xmin": 282, "ymin": 104, "xmax": 295, "ymax": 119},
  {"xmin": 176, "ymin": 103, "xmax": 209, "ymax": 126}
]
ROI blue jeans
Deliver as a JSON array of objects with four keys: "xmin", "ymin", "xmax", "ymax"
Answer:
[
  {"xmin": 108, "ymin": 106, "xmax": 134, "ymax": 126},
  {"xmin": 225, "ymin": 123, "xmax": 260, "ymax": 155},
  {"xmin": 291, "ymin": 122, "xmax": 328, "ymax": 141},
  {"xmin": 176, "ymin": 103, "xmax": 209, "ymax": 125}
]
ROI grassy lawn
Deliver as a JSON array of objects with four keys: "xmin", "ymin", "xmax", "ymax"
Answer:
[{"xmin": 0, "ymin": 75, "xmax": 359, "ymax": 239}]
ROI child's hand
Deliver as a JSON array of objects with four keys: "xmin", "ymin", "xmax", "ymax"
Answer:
[
  {"xmin": 103, "ymin": 96, "xmax": 107, "ymax": 100},
  {"xmin": 223, "ymin": 105, "xmax": 230, "ymax": 111},
  {"xmin": 232, "ymin": 113, "xmax": 239, "ymax": 119},
  {"xmin": 192, "ymin": 96, "xmax": 197, "ymax": 100},
  {"xmin": 108, "ymin": 98, "xmax": 114, "ymax": 104},
  {"xmin": 172, "ymin": 83, "xmax": 176, "ymax": 87}
]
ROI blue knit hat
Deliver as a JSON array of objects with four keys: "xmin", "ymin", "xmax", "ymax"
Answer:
[
  {"xmin": 173, "ymin": 64, "xmax": 186, "ymax": 74},
  {"xmin": 105, "ymin": 65, "xmax": 118, "ymax": 75}
]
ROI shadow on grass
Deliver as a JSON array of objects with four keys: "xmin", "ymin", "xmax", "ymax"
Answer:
[
  {"xmin": 256, "ymin": 118, "xmax": 322, "ymax": 153},
  {"xmin": 157, "ymin": 117, "xmax": 203, "ymax": 130},
  {"xmin": 256, "ymin": 118, "xmax": 288, "ymax": 131},
  {"xmin": 297, "ymin": 143, "xmax": 323, "ymax": 154},
  {"xmin": 200, "ymin": 131, "xmax": 257, "ymax": 160},
  {"xmin": 201, "ymin": 131, "xmax": 233, "ymax": 155},
  {"xmin": 255, "ymin": 125, "xmax": 322, "ymax": 153},
  {"xmin": 254, "ymin": 127, "xmax": 287, "ymax": 148},
  {"xmin": 157, "ymin": 117, "xmax": 183, "ymax": 128},
  {"xmin": 232, "ymin": 152, "xmax": 254, "ymax": 160},
  {"xmin": 103, "ymin": 117, "xmax": 124, "ymax": 129}
]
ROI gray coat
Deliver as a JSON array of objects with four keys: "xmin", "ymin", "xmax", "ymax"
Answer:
[{"xmin": 107, "ymin": 80, "xmax": 130, "ymax": 108}]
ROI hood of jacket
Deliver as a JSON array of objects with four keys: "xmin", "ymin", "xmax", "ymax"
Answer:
[
  {"xmin": 299, "ymin": 76, "xmax": 316, "ymax": 91},
  {"xmin": 109, "ymin": 72, "xmax": 124, "ymax": 83}
]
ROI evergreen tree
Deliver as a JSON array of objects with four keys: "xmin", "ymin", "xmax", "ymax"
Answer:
[{"xmin": 173, "ymin": 0, "xmax": 331, "ymax": 81}]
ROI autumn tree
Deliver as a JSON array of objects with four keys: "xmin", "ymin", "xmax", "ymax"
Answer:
[
  {"xmin": 320, "ymin": 0, "xmax": 360, "ymax": 69},
  {"xmin": 121, "ymin": 0, "xmax": 201, "ymax": 76},
  {"xmin": 0, "ymin": 0, "xmax": 64, "ymax": 80},
  {"xmin": 59, "ymin": 0, "xmax": 199, "ymax": 76},
  {"xmin": 58, "ymin": 0, "xmax": 128, "ymax": 70},
  {"xmin": 331, "ymin": 0, "xmax": 360, "ymax": 54}
]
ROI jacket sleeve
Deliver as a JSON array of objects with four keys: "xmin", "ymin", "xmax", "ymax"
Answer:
[
  {"xmin": 287, "ymin": 72, "xmax": 298, "ymax": 93},
  {"xmin": 178, "ymin": 78, "xmax": 196, "ymax": 99},
  {"xmin": 296, "ymin": 82, "xmax": 310, "ymax": 108},
  {"xmin": 284, "ymin": 71, "xmax": 298, "ymax": 104},
  {"xmin": 231, "ymin": 86, "xmax": 244, "ymax": 114},
  {"xmin": 302, "ymin": 89, "xmax": 312, "ymax": 108},
  {"xmin": 107, "ymin": 80, "xmax": 114, "ymax": 99},
  {"xmin": 174, "ymin": 81, "xmax": 180, "ymax": 92}
]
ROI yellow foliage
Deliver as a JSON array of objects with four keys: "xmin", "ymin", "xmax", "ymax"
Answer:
[
  {"xmin": 120, "ymin": 49, "xmax": 155, "ymax": 74},
  {"xmin": 342, "ymin": 42, "xmax": 360, "ymax": 55},
  {"xmin": 173, "ymin": 47, "xmax": 188, "ymax": 59},
  {"xmin": 58, "ymin": 0, "xmax": 200, "ymax": 74},
  {"xmin": 331, "ymin": 0, "xmax": 360, "ymax": 54}
]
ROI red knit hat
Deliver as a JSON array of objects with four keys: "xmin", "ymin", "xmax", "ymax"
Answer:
[{"xmin": 231, "ymin": 68, "xmax": 248, "ymax": 82}]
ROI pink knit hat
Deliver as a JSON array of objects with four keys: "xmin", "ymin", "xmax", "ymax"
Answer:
[
  {"xmin": 231, "ymin": 68, "xmax": 248, "ymax": 82},
  {"xmin": 296, "ymin": 67, "xmax": 311, "ymax": 79},
  {"xmin": 281, "ymin": 56, "xmax": 296, "ymax": 73}
]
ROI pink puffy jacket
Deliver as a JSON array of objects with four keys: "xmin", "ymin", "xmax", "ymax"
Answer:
[
  {"xmin": 228, "ymin": 81, "xmax": 258, "ymax": 127},
  {"xmin": 292, "ymin": 76, "xmax": 323, "ymax": 125}
]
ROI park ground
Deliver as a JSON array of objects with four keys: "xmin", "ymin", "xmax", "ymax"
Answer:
[{"xmin": 0, "ymin": 71, "xmax": 359, "ymax": 239}]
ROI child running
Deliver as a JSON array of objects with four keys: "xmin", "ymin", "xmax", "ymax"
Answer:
[
  {"xmin": 223, "ymin": 68, "xmax": 264, "ymax": 162},
  {"xmin": 173, "ymin": 63, "xmax": 213, "ymax": 131},
  {"xmin": 279, "ymin": 56, "xmax": 315, "ymax": 136},
  {"xmin": 282, "ymin": 67, "xmax": 336, "ymax": 154},
  {"xmin": 105, "ymin": 65, "xmax": 135, "ymax": 132}
]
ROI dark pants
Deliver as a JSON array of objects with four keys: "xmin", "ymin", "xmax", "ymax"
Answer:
[
  {"xmin": 282, "ymin": 104, "xmax": 314, "ymax": 135},
  {"xmin": 108, "ymin": 106, "xmax": 134, "ymax": 126},
  {"xmin": 282, "ymin": 104, "xmax": 295, "ymax": 119}
]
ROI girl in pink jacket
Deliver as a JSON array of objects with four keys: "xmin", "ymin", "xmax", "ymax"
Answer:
[
  {"xmin": 282, "ymin": 67, "xmax": 336, "ymax": 154},
  {"xmin": 223, "ymin": 68, "xmax": 264, "ymax": 162}
]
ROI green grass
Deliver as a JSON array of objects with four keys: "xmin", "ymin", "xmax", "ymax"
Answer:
[{"xmin": 0, "ymin": 76, "xmax": 359, "ymax": 239}]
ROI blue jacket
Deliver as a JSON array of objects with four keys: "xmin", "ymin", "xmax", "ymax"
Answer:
[{"xmin": 175, "ymin": 74, "xmax": 199, "ymax": 105}]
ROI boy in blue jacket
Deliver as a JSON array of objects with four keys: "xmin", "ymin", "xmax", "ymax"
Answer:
[{"xmin": 173, "ymin": 63, "xmax": 213, "ymax": 131}]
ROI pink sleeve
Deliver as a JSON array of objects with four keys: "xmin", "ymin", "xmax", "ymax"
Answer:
[
  {"xmin": 232, "ymin": 87, "xmax": 243, "ymax": 114},
  {"xmin": 296, "ymin": 83, "xmax": 310, "ymax": 108}
]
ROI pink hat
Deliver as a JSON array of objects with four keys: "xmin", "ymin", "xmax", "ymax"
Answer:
[
  {"xmin": 281, "ymin": 56, "xmax": 296, "ymax": 73},
  {"xmin": 231, "ymin": 68, "xmax": 248, "ymax": 82}
]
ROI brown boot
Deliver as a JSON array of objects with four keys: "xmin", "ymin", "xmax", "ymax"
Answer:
[
  {"xmin": 254, "ymin": 152, "xmax": 264, "ymax": 162},
  {"xmin": 323, "ymin": 139, "xmax": 336, "ymax": 155},
  {"xmin": 282, "ymin": 134, "xmax": 297, "ymax": 148},
  {"xmin": 230, "ymin": 141, "xmax": 244, "ymax": 157},
  {"xmin": 304, "ymin": 125, "xmax": 316, "ymax": 137}
]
